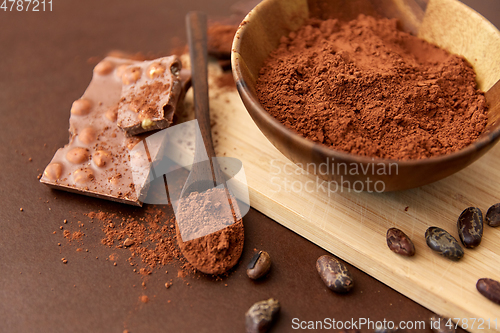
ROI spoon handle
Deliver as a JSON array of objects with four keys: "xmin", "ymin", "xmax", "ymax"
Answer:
[{"xmin": 186, "ymin": 11, "xmax": 225, "ymax": 186}]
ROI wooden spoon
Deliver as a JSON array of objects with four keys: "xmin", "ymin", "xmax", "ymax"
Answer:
[{"xmin": 175, "ymin": 11, "xmax": 244, "ymax": 275}]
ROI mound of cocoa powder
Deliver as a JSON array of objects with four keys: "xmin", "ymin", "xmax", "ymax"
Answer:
[
  {"xmin": 177, "ymin": 219, "xmax": 244, "ymax": 275},
  {"xmin": 176, "ymin": 188, "xmax": 244, "ymax": 275},
  {"xmin": 255, "ymin": 14, "xmax": 488, "ymax": 160}
]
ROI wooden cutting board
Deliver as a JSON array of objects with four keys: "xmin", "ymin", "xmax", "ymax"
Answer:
[{"xmin": 185, "ymin": 63, "xmax": 500, "ymax": 333}]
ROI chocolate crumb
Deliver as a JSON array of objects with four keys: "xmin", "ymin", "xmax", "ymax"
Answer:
[
  {"xmin": 123, "ymin": 238, "xmax": 135, "ymax": 247},
  {"xmin": 94, "ymin": 207, "xmax": 192, "ymax": 278}
]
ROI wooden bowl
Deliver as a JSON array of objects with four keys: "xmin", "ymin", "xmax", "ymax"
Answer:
[{"xmin": 231, "ymin": 0, "xmax": 500, "ymax": 191}]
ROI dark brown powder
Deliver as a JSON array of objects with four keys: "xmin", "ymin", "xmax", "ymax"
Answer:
[
  {"xmin": 255, "ymin": 15, "xmax": 488, "ymax": 160},
  {"xmin": 176, "ymin": 219, "xmax": 244, "ymax": 275},
  {"xmin": 121, "ymin": 81, "xmax": 171, "ymax": 119},
  {"xmin": 214, "ymin": 72, "xmax": 236, "ymax": 90},
  {"xmin": 207, "ymin": 23, "xmax": 238, "ymax": 59},
  {"xmin": 175, "ymin": 188, "xmax": 244, "ymax": 275},
  {"xmin": 87, "ymin": 207, "xmax": 194, "ymax": 277},
  {"xmin": 66, "ymin": 169, "xmax": 244, "ymax": 278},
  {"xmin": 63, "ymin": 229, "xmax": 84, "ymax": 241},
  {"xmin": 176, "ymin": 188, "xmax": 237, "ymax": 241}
]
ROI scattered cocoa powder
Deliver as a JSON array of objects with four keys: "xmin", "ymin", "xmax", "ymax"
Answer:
[
  {"xmin": 208, "ymin": 23, "xmax": 239, "ymax": 71},
  {"xmin": 214, "ymin": 72, "xmax": 236, "ymax": 90},
  {"xmin": 256, "ymin": 15, "xmax": 488, "ymax": 160},
  {"xmin": 63, "ymin": 229, "xmax": 84, "ymax": 241},
  {"xmin": 72, "ymin": 231, "xmax": 84, "ymax": 240},
  {"xmin": 89, "ymin": 207, "xmax": 193, "ymax": 276},
  {"xmin": 207, "ymin": 23, "xmax": 238, "ymax": 59},
  {"xmin": 177, "ymin": 269, "xmax": 187, "ymax": 278},
  {"xmin": 120, "ymin": 81, "xmax": 171, "ymax": 119}
]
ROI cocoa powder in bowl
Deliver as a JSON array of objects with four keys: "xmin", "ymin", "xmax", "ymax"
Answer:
[{"xmin": 255, "ymin": 15, "xmax": 488, "ymax": 160}]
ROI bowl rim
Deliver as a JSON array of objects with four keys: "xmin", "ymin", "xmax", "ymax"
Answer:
[{"xmin": 231, "ymin": 0, "xmax": 500, "ymax": 167}]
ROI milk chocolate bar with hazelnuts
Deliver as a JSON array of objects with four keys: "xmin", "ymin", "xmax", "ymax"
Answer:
[{"xmin": 40, "ymin": 56, "xmax": 190, "ymax": 206}]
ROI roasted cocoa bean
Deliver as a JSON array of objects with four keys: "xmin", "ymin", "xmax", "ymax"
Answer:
[
  {"xmin": 316, "ymin": 255, "xmax": 354, "ymax": 293},
  {"xmin": 386, "ymin": 228, "xmax": 415, "ymax": 256},
  {"xmin": 247, "ymin": 250, "xmax": 271, "ymax": 280},
  {"xmin": 425, "ymin": 227, "xmax": 464, "ymax": 261},
  {"xmin": 485, "ymin": 203, "xmax": 500, "ymax": 227},
  {"xmin": 457, "ymin": 207, "xmax": 483, "ymax": 248},
  {"xmin": 245, "ymin": 298, "xmax": 280, "ymax": 333},
  {"xmin": 476, "ymin": 278, "xmax": 500, "ymax": 305}
]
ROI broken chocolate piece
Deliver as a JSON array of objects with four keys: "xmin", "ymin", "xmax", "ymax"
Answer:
[
  {"xmin": 40, "ymin": 56, "xmax": 190, "ymax": 206},
  {"xmin": 117, "ymin": 56, "xmax": 183, "ymax": 136}
]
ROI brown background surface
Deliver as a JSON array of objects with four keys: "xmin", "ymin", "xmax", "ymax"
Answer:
[{"xmin": 0, "ymin": 1, "xmax": 498, "ymax": 332}]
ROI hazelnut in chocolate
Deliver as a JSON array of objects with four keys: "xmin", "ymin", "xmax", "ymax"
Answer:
[
  {"xmin": 117, "ymin": 56, "xmax": 183, "ymax": 136},
  {"xmin": 41, "ymin": 56, "xmax": 189, "ymax": 206}
]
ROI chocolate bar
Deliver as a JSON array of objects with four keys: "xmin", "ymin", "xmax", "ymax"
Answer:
[
  {"xmin": 40, "ymin": 56, "xmax": 189, "ymax": 206},
  {"xmin": 117, "ymin": 56, "xmax": 183, "ymax": 136}
]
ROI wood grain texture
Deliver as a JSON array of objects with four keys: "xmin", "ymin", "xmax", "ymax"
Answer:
[
  {"xmin": 485, "ymin": 80, "xmax": 500, "ymax": 129},
  {"xmin": 186, "ymin": 63, "xmax": 500, "ymax": 333}
]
